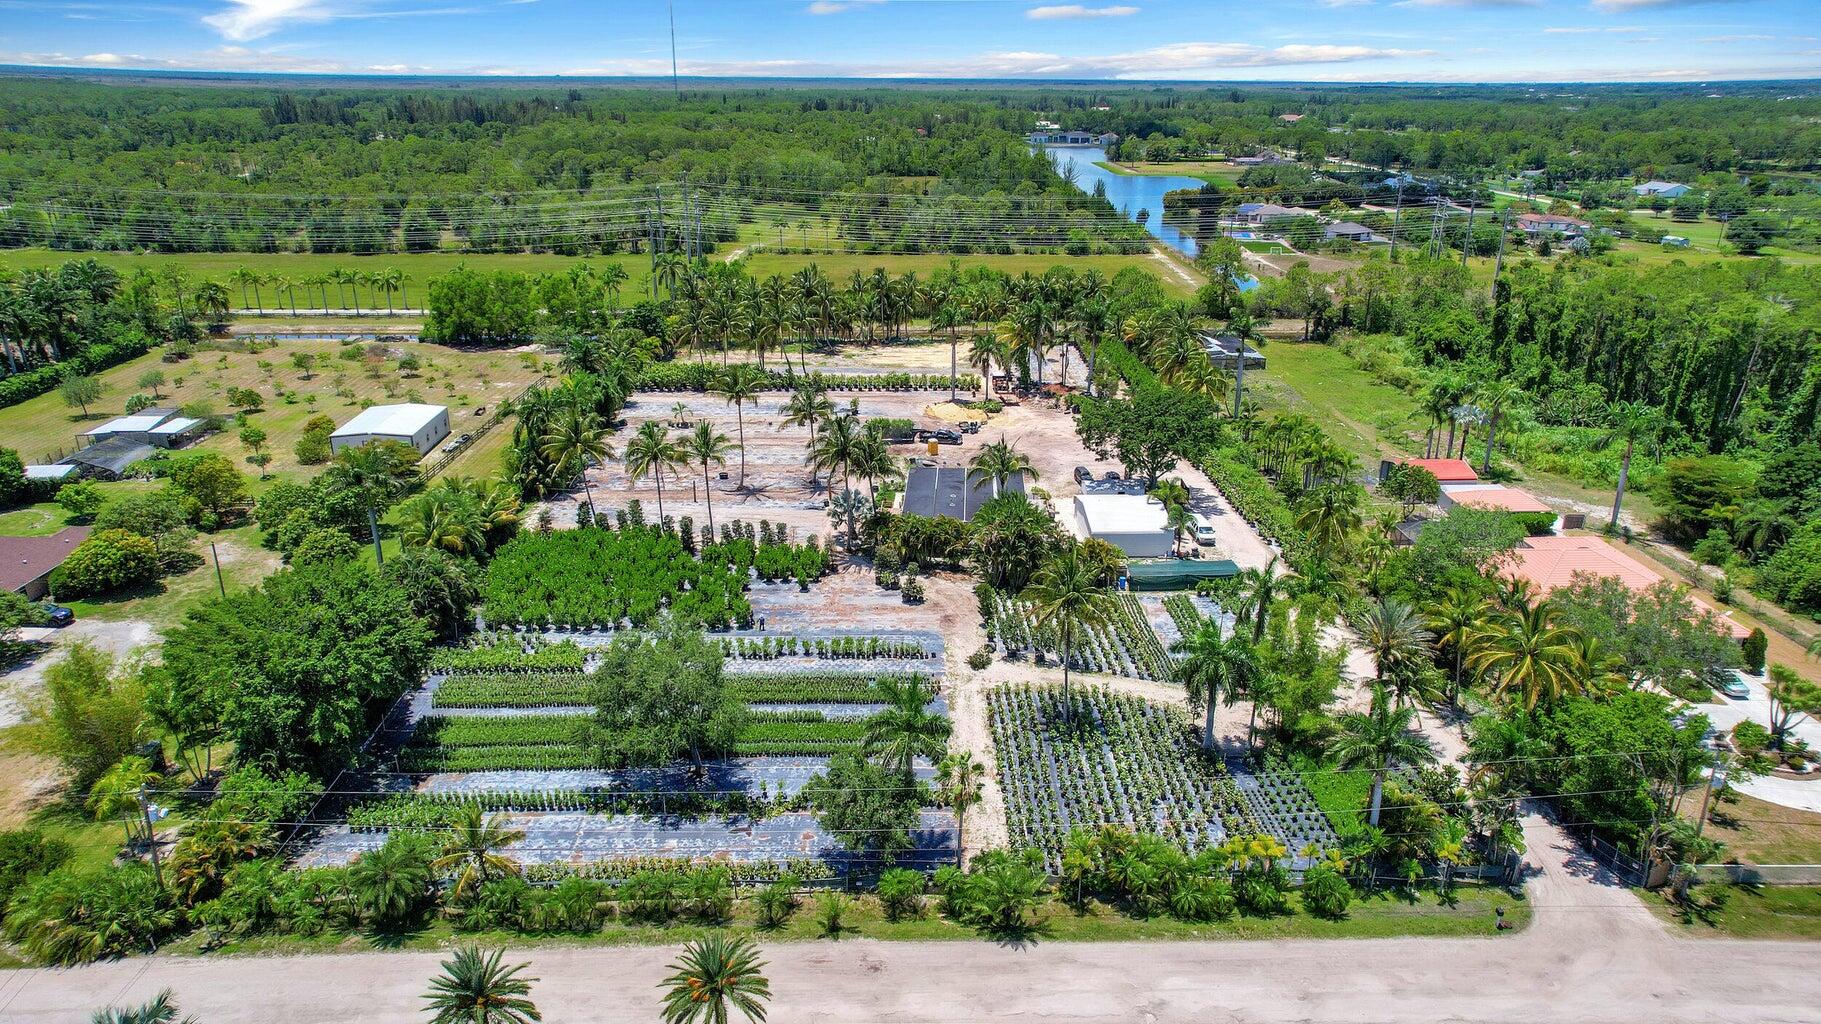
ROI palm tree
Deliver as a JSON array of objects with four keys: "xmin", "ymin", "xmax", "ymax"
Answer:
[
  {"xmin": 968, "ymin": 438, "xmax": 1037, "ymax": 500},
  {"xmin": 1294, "ymin": 484, "xmax": 1362, "ymax": 563},
  {"xmin": 539, "ymin": 406, "xmax": 613, "ymax": 520},
  {"xmin": 1331, "ymin": 686, "xmax": 1437, "ymax": 827},
  {"xmin": 849, "ymin": 430, "xmax": 901, "ymax": 505},
  {"xmin": 1469, "ymin": 601, "xmax": 1586, "ymax": 711},
  {"xmin": 1172, "ymin": 618, "xmax": 1261, "ymax": 751},
  {"xmin": 711, "ymin": 364, "xmax": 765, "ymax": 487},
  {"xmin": 626, "ymin": 421, "xmax": 685, "ymax": 520},
  {"xmin": 1231, "ymin": 557, "xmax": 1280, "ymax": 643},
  {"xmin": 781, "ymin": 384, "xmax": 834, "ymax": 487},
  {"xmin": 377, "ymin": 266, "xmax": 404, "ymax": 314},
  {"xmin": 1473, "ymin": 379, "xmax": 1525, "ymax": 476},
  {"xmin": 350, "ymin": 838, "xmax": 432, "ymax": 926},
  {"xmin": 659, "ymin": 935, "xmax": 771, "ymax": 1024},
  {"xmin": 398, "ymin": 484, "xmax": 488, "ymax": 556},
  {"xmin": 90, "ymin": 989, "xmax": 196, "ymax": 1024},
  {"xmin": 682, "ymin": 421, "xmax": 735, "ymax": 534},
  {"xmin": 1225, "ymin": 309, "xmax": 1263, "ymax": 419},
  {"xmin": 1356, "ymin": 597, "xmax": 1435, "ymax": 701},
  {"xmin": 1427, "ymin": 587, "xmax": 1493, "ymax": 706},
  {"xmin": 432, "ymin": 804, "xmax": 526, "ymax": 902},
  {"xmin": 1026, "ymin": 544, "xmax": 1115, "ymax": 709},
  {"xmin": 967, "ymin": 334, "xmax": 1001, "ymax": 401},
  {"xmin": 864, "ymin": 675, "xmax": 951, "ymax": 779},
  {"xmin": 1606, "ymin": 400, "xmax": 1661, "ymax": 529},
  {"xmin": 808, "ymin": 413, "xmax": 862, "ymax": 550},
  {"xmin": 326, "ymin": 442, "xmax": 420, "ymax": 566},
  {"xmin": 936, "ymin": 751, "xmax": 986, "ymax": 868},
  {"xmin": 228, "ymin": 266, "xmax": 263, "ymax": 314},
  {"xmin": 1149, "ymin": 478, "xmax": 1192, "ymax": 556},
  {"xmin": 424, "ymin": 946, "xmax": 541, "ymax": 1024},
  {"xmin": 932, "ymin": 300, "xmax": 965, "ymax": 401}
]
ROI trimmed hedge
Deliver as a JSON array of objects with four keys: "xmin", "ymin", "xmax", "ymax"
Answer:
[
  {"xmin": 1197, "ymin": 445, "xmax": 1304, "ymax": 566},
  {"xmin": 0, "ymin": 332, "xmax": 155, "ymax": 410},
  {"xmin": 635, "ymin": 363, "xmax": 976, "ymax": 393}
]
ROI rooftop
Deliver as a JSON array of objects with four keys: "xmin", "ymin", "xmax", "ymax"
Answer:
[
  {"xmin": 1074, "ymin": 493, "xmax": 1170, "ymax": 535},
  {"xmin": 1504, "ymin": 535, "xmax": 1747, "ymax": 638},
  {"xmin": 62, "ymin": 437, "xmax": 155, "ymax": 476},
  {"xmin": 901, "ymin": 466, "xmax": 1021, "ymax": 522},
  {"xmin": 1394, "ymin": 457, "xmax": 1480, "ymax": 483},
  {"xmin": 0, "ymin": 526, "xmax": 90, "ymax": 592},
  {"xmin": 331, "ymin": 403, "xmax": 448, "ymax": 438},
  {"xmin": 81, "ymin": 408, "xmax": 180, "ymax": 436},
  {"xmin": 1442, "ymin": 483, "xmax": 1550, "ymax": 513},
  {"xmin": 147, "ymin": 416, "xmax": 203, "ymax": 435}
]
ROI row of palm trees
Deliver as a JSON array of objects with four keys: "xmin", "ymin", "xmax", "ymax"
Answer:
[{"xmin": 226, "ymin": 264, "xmax": 411, "ymax": 314}]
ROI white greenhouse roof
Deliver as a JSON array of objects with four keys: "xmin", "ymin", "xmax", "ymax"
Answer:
[
  {"xmin": 24, "ymin": 464, "xmax": 78, "ymax": 480},
  {"xmin": 1074, "ymin": 494, "xmax": 1170, "ymax": 535},
  {"xmin": 82, "ymin": 411, "xmax": 174, "ymax": 436},
  {"xmin": 331, "ymin": 403, "xmax": 447, "ymax": 438},
  {"xmin": 147, "ymin": 416, "xmax": 202, "ymax": 435}
]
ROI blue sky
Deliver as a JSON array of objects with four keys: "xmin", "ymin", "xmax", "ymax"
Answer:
[{"xmin": 1, "ymin": 0, "xmax": 1817, "ymax": 81}]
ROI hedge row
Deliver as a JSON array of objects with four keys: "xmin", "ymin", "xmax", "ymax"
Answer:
[
  {"xmin": 1197, "ymin": 445, "xmax": 1304, "ymax": 566},
  {"xmin": 0, "ymin": 332, "xmax": 155, "ymax": 410},
  {"xmin": 634, "ymin": 363, "xmax": 977, "ymax": 393}
]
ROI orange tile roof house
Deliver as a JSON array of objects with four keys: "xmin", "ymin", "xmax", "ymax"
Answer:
[
  {"xmin": 1438, "ymin": 483, "xmax": 1552, "ymax": 514},
  {"xmin": 1503, "ymin": 535, "xmax": 1748, "ymax": 638},
  {"xmin": 1382, "ymin": 457, "xmax": 1479, "ymax": 485}
]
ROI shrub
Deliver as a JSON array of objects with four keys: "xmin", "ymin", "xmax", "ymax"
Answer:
[
  {"xmin": 1300, "ymin": 864, "xmax": 1353, "ymax": 919},
  {"xmin": 0, "ymin": 829, "xmax": 73, "ymax": 911},
  {"xmin": 876, "ymin": 868, "xmax": 926, "ymax": 921},
  {"xmin": 51, "ymin": 528, "xmax": 160, "ymax": 598},
  {"xmin": 753, "ymin": 877, "xmax": 799, "ymax": 929},
  {"xmin": 5, "ymin": 864, "xmax": 174, "ymax": 965},
  {"xmin": 814, "ymin": 891, "xmax": 848, "ymax": 938},
  {"xmin": 967, "ymin": 648, "xmax": 993, "ymax": 671},
  {"xmin": 54, "ymin": 481, "xmax": 106, "ymax": 522},
  {"xmin": 1733, "ymin": 720, "xmax": 1771, "ymax": 756},
  {"xmin": 1741, "ymin": 628, "xmax": 1768, "ymax": 675},
  {"xmin": 901, "ymin": 577, "xmax": 925, "ymax": 603}
]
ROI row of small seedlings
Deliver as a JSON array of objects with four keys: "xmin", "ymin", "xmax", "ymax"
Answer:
[{"xmin": 977, "ymin": 585, "xmax": 1173, "ymax": 681}]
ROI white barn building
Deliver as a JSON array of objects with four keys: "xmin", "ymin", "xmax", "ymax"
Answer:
[
  {"xmin": 1073, "ymin": 494, "xmax": 1173, "ymax": 558},
  {"xmin": 330, "ymin": 403, "xmax": 451, "ymax": 456}
]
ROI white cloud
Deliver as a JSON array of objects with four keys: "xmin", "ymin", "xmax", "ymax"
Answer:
[
  {"xmin": 203, "ymin": 0, "xmax": 333, "ymax": 41},
  {"xmin": 1542, "ymin": 24, "xmax": 1646, "ymax": 32},
  {"xmin": 78, "ymin": 51, "xmax": 127, "ymax": 64},
  {"xmin": 1318, "ymin": 0, "xmax": 1376, "ymax": 7},
  {"xmin": 1589, "ymin": 0, "xmax": 1752, "ymax": 10},
  {"xmin": 805, "ymin": 0, "xmax": 883, "ymax": 13},
  {"xmin": 1026, "ymin": 4, "xmax": 1140, "ymax": 19}
]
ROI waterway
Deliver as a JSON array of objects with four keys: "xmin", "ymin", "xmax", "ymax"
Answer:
[{"xmin": 1039, "ymin": 145, "xmax": 1207, "ymax": 258}]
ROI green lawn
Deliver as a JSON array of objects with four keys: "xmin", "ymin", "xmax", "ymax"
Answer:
[
  {"xmin": 1095, "ymin": 159, "xmax": 1245, "ymax": 186},
  {"xmin": 1250, "ymin": 340, "xmax": 1423, "ymax": 465},
  {"xmin": 3, "ymin": 340, "xmax": 551, "ymax": 481},
  {"xmin": 1641, "ymin": 884, "xmax": 1821, "ymax": 940},
  {"xmin": 162, "ymin": 883, "xmax": 1528, "ymax": 959},
  {"xmin": 58, "ymin": 521, "xmax": 280, "ymax": 632}
]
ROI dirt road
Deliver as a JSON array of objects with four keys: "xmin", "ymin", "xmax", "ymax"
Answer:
[{"xmin": 3, "ymin": 807, "xmax": 1813, "ymax": 1024}]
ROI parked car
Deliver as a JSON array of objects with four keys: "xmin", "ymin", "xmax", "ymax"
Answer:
[
  {"xmin": 928, "ymin": 429, "xmax": 962, "ymax": 445},
  {"xmin": 1103, "ymin": 470, "xmax": 1122, "ymax": 481},
  {"xmin": 1074, "ymin": 466, "xmax": 1094, "ymax": 484},
  {"xmin": 439, "ymin": 434, "xmax": 473, "ymax": 454},
  {"xmin": 1193, "ymin": 517, "xmax": 1218, "ymax": 546},
  {"xmin": 39, "ymin": 603, "xmax": 74, "ymax": 627},
  {"xmin": 473, "ymin": 406, "xmax": 487, "ymax": 417},
  {"xmin": 1715, "ymin": 670, "xmax": 1751, "ymax": 700}
]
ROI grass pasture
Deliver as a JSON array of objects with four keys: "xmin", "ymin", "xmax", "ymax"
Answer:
[
  {"xmin": 1096, "ymin": 159, "xmax": 1246, "ymax": 186},
  {"xmin": 2, "ymin": 338, "xmax": 551, "ymax": 481}
]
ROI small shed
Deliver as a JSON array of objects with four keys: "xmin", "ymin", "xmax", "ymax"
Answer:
[
  {"xmin": 901, "ymin": 466, "xmax": 1020, "ymax": 523},
  {"xmin": 330, "ymin": 403, "xmax": 450, "ymax": 456},
  {"xmin": 1074, "ymin": 494, "xmax": 1173, "ymax": 558},
  {"xmin": 61, "ymin": 438, "xmax": 155, "ymax": 480}
]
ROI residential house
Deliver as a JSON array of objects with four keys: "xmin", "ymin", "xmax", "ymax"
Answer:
[
  {"xmin": 1633, "ymin": 181, "xmax": 1691, "ymax": 199},
  {"xmin": 0, "ymin": 527, "xmax": 91, "ymax": 600},
  {"xmin": 1502, "ymin": 534, "xmax": 1748, "ymax": 638},
  {"xmin": 1514, "ymin": 212, "xmax": 1591, "ymax": 238}
]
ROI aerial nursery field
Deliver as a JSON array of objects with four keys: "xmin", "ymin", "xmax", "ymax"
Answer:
[{"xmin": 0, "ymin": 337, "xmax": 547, "ymax": 479}]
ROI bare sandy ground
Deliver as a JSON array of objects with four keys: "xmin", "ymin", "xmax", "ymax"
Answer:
[{"xmin": 3, "ymin": 809, "xmax": 1813, "ymax": 1024}]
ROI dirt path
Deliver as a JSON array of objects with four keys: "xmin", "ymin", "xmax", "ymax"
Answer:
[
  {"xmin": 5, "ymin": 811, "xmax": 1812, "ymax": 1024},
  {"xmin": 1147, "ymin": 246, "xmax": 1203, "ymax": 290}
]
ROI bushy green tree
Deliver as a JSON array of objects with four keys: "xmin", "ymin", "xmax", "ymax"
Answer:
[
  {"xmin": 51, "ymin": 528, "xmax": 160, "ymax": 597},
  {"xmin": 586, "ymin": 622, "xmax": 743, "ymax": 768}
]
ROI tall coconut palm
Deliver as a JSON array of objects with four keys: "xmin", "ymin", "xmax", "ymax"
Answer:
[
  {"xmin": 864, "ymin": 675, "xmax": 951, "ymax": 779},
  {"xmin": 1172, "ymin": 617, "xmax": 1261, "ymax": 752},
  {"xmin": 424, "ymin": 946, "xmax": 541, "ymax": 1024},
  {"xmin": 1606, "ymin": 400, "xmax": 1662, "ymax": 529},
  {"xmin": 1473, "ymin": 379, "xmax": 1525, "ymax": 476},
  {"xmin": 228, "ymin": 266, "xmax": 264, "ymax": 314},
  {"xmin": 659, "ymin": 935, "xmax": 771, "ymax": 1024},
  {"xmin": 1026, "ymin": 544, "xmax": 1115, "ymax": 711},
  {"xmin": 1225, "ymin": 309, "xmax": 1264, "ymax": 419},
  {"xmin": 325, "ymin": 441, "xmax": 421, "ymax": 566},
  {"xmin": 931, "ymin": 300, "xmax": 966, "ymax": 401},
  {"xmin": 1231, "ymin": 557, "xmax": 1280, "ymax": 644},
  {"xmin": 936, "ymin": 751, "xmax": 986, "ymax": 868},
  {"xmin": 432, "ymin": 804, "xmax": 526, "ymax": 902},
  {"xmin": 625, "ymin": 421, "xmax": 685, "ymax": 520},
  {"xmin": 711, "ymin": 364, "xmax": 766, "ymax": 487},
  {"xmin": 968, "ymin": 438, "xmax": 1037, "ymax": 500},
  {"xmin": 539, "ymin": 406, "xmax": 614, "ymax": 520},
  {"xmin": 808, "ymin": 413, "xmax": 862, "ymax": 550},
  {"xmin": 1332, "ymin": 686, "xmax": 1437, "ymax": 827},
  {"xmin": 1356, "ymin": 597, "xmax": 1435, "ymax": 701},
  {"xmin": 1469, "ymin": 601, "xmax": 1585, "ymax": 711},
  {"xmin": 967, "ymin": 333, "xmax": 1002, "ymax": 401},
  {"xmin": 682, "ymin": 421, "xmax": 736, "ymax": 534},
  {"xmin": 1294, "ymin": 484, "xmax": 1362, "ymax": 563},
  {"xmin": 1426, "ymin": 587, "xmax": 1493, "ymax": 706},
  {"xmin": 377, "ymin": 266, "xmax": 404, "ymax": 314},
  {"xmin": 849, "ymin": 430, "xmax": 900, "ymax": 505},
  {"xmin": 781, "ymin": 384, "xmax": 834, "ymax": 487}
]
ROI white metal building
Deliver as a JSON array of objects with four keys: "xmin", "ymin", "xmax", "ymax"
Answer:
[
  {"xmin": 79, "ymin": 407, "xmax": 202, "ymax": 448},
  {"xmin": 329, "ymin": 403, "xmax": 450, "ymax": 456},
  {"xmin": 1073, "ymin": 494, "xmax": 1173, "ymax": 558}
]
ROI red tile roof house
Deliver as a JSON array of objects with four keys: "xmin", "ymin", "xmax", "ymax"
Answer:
[
  {"xmin": 1502, "ymin": 534, "xmax": 1750, "ymax": 639},
  {"xmin": 0, "ymin": 527, "xmax": 90, "ymax": 601},
  {"xmin": 1381, "ymin": 457, "xmax": 1480, "ymax": 485},
  {"xmin": 1437, "ymin": 483, "xmax": 1553, "ymax": 514}
]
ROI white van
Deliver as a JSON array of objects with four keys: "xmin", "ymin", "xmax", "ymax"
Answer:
[{"xmin": 1193, "ymin": 515, "xmax": 1218, "ymax": 546}]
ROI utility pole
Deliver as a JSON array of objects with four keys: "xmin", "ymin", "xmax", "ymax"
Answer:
[
  {"xmin": 1389, "ymin": 179, "xmax": 1404, "ymax": 258},
  {"xmin": 137, "ymin": 784, "xmax": 165, "ymax": 892},
  {"xmin": 209, "ymin": 540, "xmax": 225, "ymax": 597},
  {"xmin": 668, "ymin": 0, "xmax": 681, "ymax": 100},
  {"xmin": 1491, "ymin": 211, "xmax": 1509, "ymax": 300},
  {"xmin": 1461, "ymin": 201, "xmax": 1476, "ymax": 267},
  {"xmin": 654, "ymin": 184, "xmax": 667, "ymax": 298}
]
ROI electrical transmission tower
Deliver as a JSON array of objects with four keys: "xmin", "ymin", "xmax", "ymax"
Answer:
[{"xmin": 1428, "ymin": 199, "xmax": 1447, "ymax": 259}]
